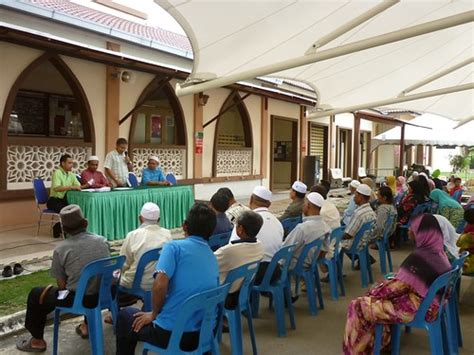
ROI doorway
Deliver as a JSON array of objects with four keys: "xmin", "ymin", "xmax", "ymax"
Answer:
[
  {"xmin": 271, "ymin": 116, "xmax": 297, "ymax": 191},
  {"xmin": 336, "ymin": 127, "xmax": 353, "ymax": 177}
]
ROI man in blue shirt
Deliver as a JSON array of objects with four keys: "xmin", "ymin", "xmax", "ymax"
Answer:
[
  {"xmin": 116, "ymin": 203, "xmax": 218, "ymax": 354},
  {"xmin": 141, "ymin": 156, "xmax": 170, "ymax": 186}
]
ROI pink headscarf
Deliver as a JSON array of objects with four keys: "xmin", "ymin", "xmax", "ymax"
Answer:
[
  {"xmin": 396, "ymin": 214, "xmax": 451, "ymax": 297},
  {"xmin": 396, "ymin": 176, "xmax": 407, "ymax": 193}
]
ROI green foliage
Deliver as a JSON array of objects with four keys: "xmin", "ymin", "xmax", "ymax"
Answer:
[
  {"xmin": 0, "ymin": 269, "xmax": 54, "ymax": 316},
  {"xmin": 449, "ymin": 154, "xmax": 470, "ymax": 173}
]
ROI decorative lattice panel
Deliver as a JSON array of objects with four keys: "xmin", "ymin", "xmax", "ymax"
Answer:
[
  {"xmin": 216, "ymin": 148, "xmax": 252, "ymax": 176},
  {"xmin": 132, "ymin": 147, "xmax": 186, "ymax": 179},
  {"xmin": 7, "ymin": 145, "xmax": 92, "ymax": 189}
]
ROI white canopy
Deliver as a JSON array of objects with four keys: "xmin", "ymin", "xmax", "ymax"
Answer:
[
  {"xmin": 372, "ymin": 112, "xmax": 474, "ymax": 149},
  {"xmin": 156, "ymin": 0, "xmax": 473, "ymax": 120}
]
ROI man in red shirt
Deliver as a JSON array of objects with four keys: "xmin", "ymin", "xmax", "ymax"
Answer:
[{"xmin": 80, "ymin": 156, "xmax": 110, "ymax": 188}]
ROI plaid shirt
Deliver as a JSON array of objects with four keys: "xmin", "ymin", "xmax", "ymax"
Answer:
[{"xmin": 342, "ymin": 202, "xmax": 376, "ymax": 251}]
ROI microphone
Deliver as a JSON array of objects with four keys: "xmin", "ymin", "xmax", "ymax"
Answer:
[{"xmin": 124, "ymin": 151, "xmax": 128, "ymax": 157}]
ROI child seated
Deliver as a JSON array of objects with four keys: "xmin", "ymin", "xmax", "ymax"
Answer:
[{"xmin": 456, "ymin": 208, "xmax": 474, "ymax": 274}]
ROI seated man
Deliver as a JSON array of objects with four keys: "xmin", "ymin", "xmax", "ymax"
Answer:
[
  {"xmin": 218, "ymin": 187, "xmax": 250, "ymax": 226},
  {"xmin": 278, "ymin": 181, "xmax": 307, "ymax": 221},
  {"xmin": 210, "ymin": 191, "xmax": 233, "ymax": 235},
  {"xmin": 214, "ymin": 210, "xmax": 264, "ymax": 308},
  {"xmin": 104, "ymin": 137, "xmax": 133, "ymax": 187},
  {"xmin": 283, "ymin": 192, "xmax": 331, "ymax": 270},
  {"xmin": 47, "ymin": 154, "xmax": 82, "ymax": 213},
  {"xmin": 141, "ymin": 156, "xmax": 170, "ymax": 187},
  {"xmin": 80, "ymin": 155, "xmax": 109, "ymax": 188},
  {"xmin": 310, "ymin": 184, "xmax": 341, "ymax": 230},
  {"xmin": 342, "ymin": 184, "xmax": 376, "ymax": 252},
  {"xmin": 116, "ymin": 203, "xmax": 219, "ymax": 354},
  {"xmin": 16, "ymin": 205, "xmax": 110, "ymax": 353},
  {"xmin": 342, "ymin": 180, "xmax": 361, "ymax": 226}
]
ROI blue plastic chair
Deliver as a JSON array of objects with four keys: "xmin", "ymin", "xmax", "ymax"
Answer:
[
  {"xmin": 373, "ymin": 267, "xmax": 459, "ymax": 355},
  {"xmin": 142, "ymin": 283, "xmax": 231, "ymax": 355},
  {"xmin": 289, "ymin": 238, "xmax": 325, "ymax": 315},
  {"xmin": 221, "ymin": 261, "xmax": 261, "ymax": 355},
  {"xmin": 399, "ymin": 202, "xmax": 432, "ymax": 231},
  {"xmin": 127, "ymin": 172, "xmax": 139, "ymax": 187},
  {"xmin": 53, "ymin": 256, "xmax": 126, "ymax": 355},
  {"xmin": 251, "ymin": 244, "xmax": 297, "ymax": 337},
  {"xmin": 208, "ymin": 231, "xmax": 232, "ymax": 251},
  {"xmin": 341, "ymin": 221, "xmax": 375, "ymax": 288},
  {"xmin": 452, "ymin": 189, "xmax": 463, "ymax": 203},
  {"xmin": 281, "ymin": 216, "xmax": 302, "ymax": 237},
  {"xmin": 76, "ymin": 174, "xmax": 82, "ymax": 183},
  {"xmin": 32, "ymin": 177, "xmax": 60, "ymax": 236},
  {"xmin": 166, "ymin": 172, "xmax": 177, "ymax": 185},
  {"xmin": 319, "ymin": 226, "xmax": 346, "ymax": 300},
  {"xmin": 376, "ymin": 214, "xmax": 396, "ymax": 275},
  {"xmin": 118, "ymin": 247, "xmax": 161, "ymax": 311},
  {"xmin": 446, "ymin": 251, "xmax": 469, "ymax": 353},
  {"xmin": 455, "ymin": 204, "xmax": 474, "ymax": 233}
]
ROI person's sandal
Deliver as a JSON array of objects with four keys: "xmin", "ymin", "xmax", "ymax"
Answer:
[
  {"xmin": 13, "ymin": 263, "xmax": 24, "ymax": 275},
  {"xmin": 75, "ymin": 324, "xmax": 89, "ymax": 339},
  {"xmin": 2, "ymin": 266, "xmax": 12, "ymax": 278},
  {"xmin": 16, "ymin": 338, "xmax": 46, "ymax": 353}
]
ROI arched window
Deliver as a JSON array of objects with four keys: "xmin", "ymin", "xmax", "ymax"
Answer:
[
  {"xmin": 1, "ymin": 54, "xmax": 94, "ymax": 191},
  {"xmin": 213, "ymin": 91, "xmax": 253, "ymax": 176},
  {"xmin": 129, "ymin": 78, "xmax": 187, "ymax": 179}
]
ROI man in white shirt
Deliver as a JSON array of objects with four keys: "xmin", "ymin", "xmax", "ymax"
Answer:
[
  {"xmin": 283, "ymin": 192, "xmax": 332, "ymax": 270},
  {"xmin": 120, "ymin": 202, "xmax": 172, "ymax": 292},
  {"xmin": 229, "ymin": 186, "xmax": 283, "ymax": 285},
  {"xmin": 214, "ymin": 210, "xmax": 264, "ymax": 308},
  {"xmin": 310, "ymin": 184, "xmax": 341, "ymax": 230},
  {"xmin": 104, "ymin": 137, "xmax": 133, "ymax": 187}
]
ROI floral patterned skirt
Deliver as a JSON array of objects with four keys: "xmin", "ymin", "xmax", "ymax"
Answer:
[{"xmin": 342, "ymin": 279, "xmax": 438, "ymax": 355}]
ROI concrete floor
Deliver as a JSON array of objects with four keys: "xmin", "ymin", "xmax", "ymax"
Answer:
[
  {"xmin": 1, "ymin": 244, "xmax": 474, "ymax": 355},
  {"xmin": 1, "ymin": 190, "xmax": 474, "ymax": 354}
]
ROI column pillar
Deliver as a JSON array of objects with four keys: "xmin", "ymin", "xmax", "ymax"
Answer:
[
  {"xmin": 105, "ymin": 42, "xmax": 120, "ymax": 153},
  {"xmin": 260, "ymin": 97, "xmax": 269, "ymax": 178},
  {"xmin": 299, "ymin": 105, "xmax": 307, "ymax": 180},
  {"xmin": 193, "ymin": 93, "xmax": 204, "ymax": 178}
]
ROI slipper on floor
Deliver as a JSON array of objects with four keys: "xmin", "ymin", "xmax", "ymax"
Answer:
[
  {"xmin": 2, "ymin": 266, "xmax": 12, "ymax": 278},
  {"xmin": 75, "ymin": 324, "xmax": 89, "ymax": 339},
  {"xmin": 13, "ymin": 263, "xmax": 24, "ymax": 275},
  {"xmin": 16, "ymin": 338, "xmax": 46, "ymax": 353}
]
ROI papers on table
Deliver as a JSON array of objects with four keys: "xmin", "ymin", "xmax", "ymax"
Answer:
[
  {"xmin": 81, "ymin": 187, "xmax": 112, "ymax": 192},
  {"xmin": 113, "ymin": 187, "xmax": 132, "ymax": 191}
]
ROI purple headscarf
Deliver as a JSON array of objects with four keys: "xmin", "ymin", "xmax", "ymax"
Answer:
[{"xmin": 396, "ymin": 214, "xmax": 451, "ymax": 297}]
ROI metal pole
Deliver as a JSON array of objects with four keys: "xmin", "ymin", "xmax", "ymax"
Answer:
[
  {"xmin": 307, "ymin": 83, "xmax": 474, "ymax": 119},
  {"xmin": 399, "ymin": 57, "xmax": 474, "ymax": 96},
  {"xmin": 176, "ymin": 11, "xmax": 474, "ymax": 96}
]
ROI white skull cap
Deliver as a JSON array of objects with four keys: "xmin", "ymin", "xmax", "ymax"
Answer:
[
  {"xmin": 291, "ymin": 181, "xmax": 307, "ymax": 194},
  {"xmin": 252, "ymin": 186, "xmax": 272, "ymax": 202},
  {"xmin": 141, "ymin": 202, "xmax": 160, "ymax": 221},
  {"xmin": 356, "ymin": 184, "xmax": 372, "ymax": 197},
  {"xmin": 307, "ymin": 192, "xmax": 324, "ymax": 207}
]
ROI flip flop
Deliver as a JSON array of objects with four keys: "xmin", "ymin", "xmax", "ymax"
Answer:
[
  {"xmin": 13, "ymin": 263, "xmax": 24, "ymax": 275},
  {"xmin": 15, "ymin": 338, "xmax": 46, "ymax": 353},
  {"xmin": 2, "ymin": 266, "xmax": 12, "ymax": 278},
  {"xmin": 75, "ymin": 324, "xmax": 89, "ymax": 339}
]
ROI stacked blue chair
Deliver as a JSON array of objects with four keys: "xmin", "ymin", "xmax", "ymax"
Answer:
[
  {"xmin": 455, "ymin": 204, "xmax": 474, "ymax": 233},
  {"xmin": 32, "ymin": 177, "xmax": 60, "ymax": 236},
  {"xmin": 208, "ymin": 231, "xmax": 232, "ymax": 251},
  {"xmin": 166, "ymin": 172, "xmax": 177, "ymax": 185},
  {"xmin": 376, "ymin": 214, "xmax": 395, "ymax": 275},
  {"xmin": 53, "ymin": 255, "xmax": 126, "ymax": 355},
  {"xmin": 319, "ymin": 226, "xmax": 346, "ymax": 300},
  {"xmin": 289, "ymin": 238, "xmax": 325, "ymax": 315},
  {"xmin": 373, "ymin": 267, "xmax": 459, "ymax": 355},
  {"xmin": 118, "ymin": 247, "xmax": 161, "ymax": 312},
  {"xmin": 341, "ymin": 221, "xmax": 375, "ymax": 288},
  {"xmin": 127, "ymin": 172, "xmax": 139, "ymax": 187},
  {"xmin": 251, "ymin": 244, "xmax": 297, "ymax": 337},
  {"xmin": 446, "ymin": 251, "xmax": 469, "ymax": 354},
  {"xmin": 142, "ymin": 283, "xmax": 231, "ymax": 355},
  {"xmin": 221, "ymin": 261, "xmax": 260, "ymax": 355},
  {"xmin": 281, "ymin": 216, "xmax": 302, "ymax": 237}
]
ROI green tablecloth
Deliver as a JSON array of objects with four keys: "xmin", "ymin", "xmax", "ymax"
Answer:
[{"xmin": 67, "ymin": 185, "xmax": 194, "ymax": 240}]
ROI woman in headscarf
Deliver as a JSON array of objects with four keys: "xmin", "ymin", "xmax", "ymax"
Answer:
[
  {"xmin": 434, "ymin": 214, "xmax": 460, "ymax": 261},
  {"xmin": 417, "ymin": 174, "xmax": 431, "ymax": 199},
  {"xmin": 395, "ymin": 176, "xmax": 408, "ymax": 205},
  {"xmin": 430, "ymin": 189, "xmax": 464, "ymax": 228},
  {"xmin": 343, "ymin": 214, "xmax": 451, "ymax": 355},
  {"xmin": 427, "ymin": 179, "xmax": 436, "ymax": 191},
  {"xmin": 385, "ymin": 176, "xmax": 397, "ymax": 195},
  {"xmin": 397, "ymin": 180, "xmax": 426, "ymax": 225}
]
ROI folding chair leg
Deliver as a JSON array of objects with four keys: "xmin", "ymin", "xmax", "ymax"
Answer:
[
  {"xmin": 245, "ymin": 304, "xmax": 258, "ymax": 355},
  {"xmin": 427, "ymin": 323, "xmax": 444, "ymax": 355},
  {"xmin": 314, "ymin": 271, "xmax": 324, "ymax": 310},
  {"xmin": 227, "ymin": 309, "xmax": 243, "ymax": 355},
  {"xmin": 87, "ymin": 310, "xmax": 105, "ymax": 355},
  {"xmin": 285, "ymin": 284, "xmax": 296, "ymax": 330},
  {"xmin": 52, "ymin": 309, "xmax": 61, "ymax": 355},
  {"xmin": 378, "ymin": 242, "xmax": 387, "ymax": 275},
  {"xmin": 374, "ymin": 324, "xmax": 383, "ymax": 355},
  {"xmin": 358, "ymin": 253, "xmax": 369, "ymax": 288},
  {"xmin": 273, "ymin": 291, "xmax": 286, "ymax": 337},
  {"xmin": 387, "ymin": 246, "xmax": 393, "ymax": 273},
  {"xmin": 303, "ymin": 273, "xmax": 317, "ymax": 316}
]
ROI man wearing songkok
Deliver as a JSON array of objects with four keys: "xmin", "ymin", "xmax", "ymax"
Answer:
[
  {"xmin": 279, "ymin": 180, "xmax": 307, "ymax": 221},
  {"xmin": 342, "ymin": 180, "xmax": 361, "ymax": 226},
  {"xmin": 310, "ymin": 184, "xmax": 342, "ymax": 230},
  {"xmin": 210, "ymin": 191, "xmax": 233, "ymax": 236},
  {"xmin": 283, "ymin": 192, "xmax": 332, "ymax": 270},
  {"xmin": 80, "ymin": 155, "xmax": 109, "ymax": 188},
  {"xmin": 104, "ymin": 137, "xmax": 133, "ymax": 187},
  {"xmin": 342, "ymin": 184, "xmax": 376, "ymax": 251},
  {"xmin": 16, "ymin": 205, "xmax": 109, "ymax": 352},
  {"xmin": 215, "ymin": 210, "xmax": 264, "ymax": 308},
  {"xmin": 116, "ymin": 203, "xmax": 218, "ymax": 354},
  {"xmin": 218, "ymin": 187, "xmax": 250, "ymax": 225},
  {"xmin": 229, "ymin": 186, "xmax": 284, "ymax": 285},
  {"xmin": 141, "ymin": 155, "xmax": 170, "ymax": 186}
]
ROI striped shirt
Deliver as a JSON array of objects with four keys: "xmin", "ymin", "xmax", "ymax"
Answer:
[
  {"xmin": 104, "ymin": 150, "xmax": 129, "ymax": 186},
  {"xmin": 342, "ymin": 202, "xmax": 376, "ymax": 251}
]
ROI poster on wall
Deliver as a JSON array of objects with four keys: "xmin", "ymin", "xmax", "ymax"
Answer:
[{"xmin": 151, "ymin": 115, "xmax": 162, "ymax": 139}]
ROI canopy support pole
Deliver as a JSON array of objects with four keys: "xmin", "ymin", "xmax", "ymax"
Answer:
[
  {"xmin": 176, "ymin": 10, "xmax": 474, "ymax": 97},
  {"xmin": 399, "ymin": 124, "xmax": 405, "ymax": 176},
  {"xmin": 307, "ymin": 82, "xmax": 474, "ymax": 118},
  {"xmin": 305, "ymin": 0, "xmax": 399, "ymax": 54},
  {"xmin": 399, "ymin": 57, "xmax": 474, "ymax": 96}
]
